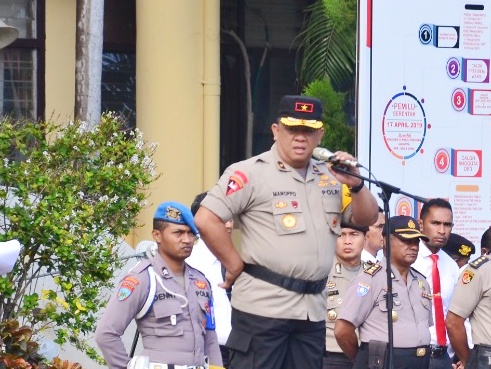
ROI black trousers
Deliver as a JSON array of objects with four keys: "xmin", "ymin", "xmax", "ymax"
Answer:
[
  {"xmin": 353, "ymin": 342, "xmax": 430, "ymax": 369},
  {"xmin": 467, "ymin": 345, "xmax": 491, "ymax": 369},
  {"xmin": 226, "ymin": 308, "xmax": 325, "ymax": 369},
  {"xmin": 220, "ymin": 345, "xmax": 230, "ymax": 368},
  {"xmin": 322, "ymin": 351, "xmax": 353, "ymax": 369}
]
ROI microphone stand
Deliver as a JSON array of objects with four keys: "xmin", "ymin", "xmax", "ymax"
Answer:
[{"xmin": 331, "ymin": 164, "xmax": 427, "ymax": 369}]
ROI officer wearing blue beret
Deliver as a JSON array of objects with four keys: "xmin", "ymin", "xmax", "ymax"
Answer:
[{"xmin": 95, "ymin": 201, "xmax": 222, "ymax": 369}]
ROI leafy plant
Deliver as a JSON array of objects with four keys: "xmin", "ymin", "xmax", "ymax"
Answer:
[
  {"xmin": 304, "ymin": 78, "xmax": 355, "ymax": 153},
  {"xmin": 0, "ymin": 319, "xmax": 83, "ymax": 369},
  {"xmin": 297, "ymin": 0, "xmax": 357, "ymax": 91},
  {"xmin": 0, "ymin": 112, "xmax": 159, "ymax": 363}
]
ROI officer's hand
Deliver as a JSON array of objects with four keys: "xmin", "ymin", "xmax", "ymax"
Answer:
[
  {"xmin": 219, "ymin": 263, "xmax": 243, "ymax": 290},
  {"xmin": 452, "ymin": 361, "xmax": 464, "ymax": 369},
  {"xmin": 326, "ymin": 151, "xmax": 362, "ymax": 187}
]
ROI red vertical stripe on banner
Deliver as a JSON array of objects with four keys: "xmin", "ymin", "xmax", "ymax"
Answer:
[{"xmin": 367, "ymin": 0, "xmax": 372, "ymax": 48}]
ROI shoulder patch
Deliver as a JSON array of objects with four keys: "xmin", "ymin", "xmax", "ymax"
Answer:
[
  {"xmin": 356, "ymin": 282, "xmax": 370, "ymax": 296},
  {"xmin": 469, "ymin": 256, "xmax": 490, "ymax": 269},
  {"xmin": 364, "ymin": 263, "xmax": 382, "ymax": 276}
]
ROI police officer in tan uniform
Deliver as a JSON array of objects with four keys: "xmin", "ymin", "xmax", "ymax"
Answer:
[
  {"xmin": 446, "ymin": 256, "xmax": 491, "ymax": 369},
  {"xmin": 95, "ymin": 202, "xmax": 222, "ymax": 369},
  {"xmin": 195, "ymin": 95, "xmax": 379, "ymax": 369},
  {"xmin": 324, "ymin": 221, "xmax": 369, "ymax": 369},
  {"xmin": 335, "ymin": 215, "xmax": 433, "ymax": 369}
]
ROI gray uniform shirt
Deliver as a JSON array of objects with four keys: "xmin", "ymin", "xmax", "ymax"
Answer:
[
  {"xmin": 95, "ymin": 253, "xmax": 222, "ymax": 369},
  {"xmin": 337, "ymin": 258, "xmax": 433, "ymax": 347},
  {"xmin": 325, "ymin": 259, "xmax": 364, "ymax": 352},
  {"xmin": 202, "ymin": 143, "xmax": 352, "ymax": 321},
  {"xmin": 448, "ymin": 256, "xmax": 491, "ymax": 346}
]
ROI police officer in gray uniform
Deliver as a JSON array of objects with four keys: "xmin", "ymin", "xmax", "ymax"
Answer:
[
  {"xmin": 195, "ymin": 95, "xmax": 379, "ymax": 369},
  {"xmin": 95, "ymin": 201, "xmax": 222, "ymax": 369},
  {"xmin": 334, "ymin": 215, "xmax": 433, "ymax": 369},
  {"xmin": 446, "ymin": 256, "xmax": 491, "ymax": 369},
  {"xmin": 324, "ymin": 221, "xmax": 369, "ymax": 369}
]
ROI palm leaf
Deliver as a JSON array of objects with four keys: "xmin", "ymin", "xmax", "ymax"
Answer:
[{"xmin": 297, "ymin": 0, "xmax": 357, "ymax": 91}]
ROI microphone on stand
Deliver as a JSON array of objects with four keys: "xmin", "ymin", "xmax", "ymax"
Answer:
[{"xmin": 312, "ymin": 147, "xmax": 361, "ymax": 168}]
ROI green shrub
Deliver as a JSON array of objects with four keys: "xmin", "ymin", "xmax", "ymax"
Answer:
[
  {"xmin": 304, "ymin": 78, "xmax": 355, "ymax": 153},
  {"xmin": 0, "ymin": 113, "xmax": 159, "ymax": 363}
]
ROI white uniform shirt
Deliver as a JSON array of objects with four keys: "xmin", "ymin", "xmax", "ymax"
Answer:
[
  {"xmin": 412, "ymin": 241, "xmax": 460, "ymax": 346},
  {"xmin": 186, "ymin": 239, "xmax": 232, "ymax": 345},
  {"xmin": 361, "ymin": 249, "xmax": 383, "ymax": 264}
]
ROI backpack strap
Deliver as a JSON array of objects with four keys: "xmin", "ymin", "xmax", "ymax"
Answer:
[{"xmin": 135, "ymin": 266, "xmax": 157, "ymax": 319}]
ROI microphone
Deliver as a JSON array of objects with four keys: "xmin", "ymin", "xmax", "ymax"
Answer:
[{"xmin": 312, "ymin": 147, "xmax": 361, "ymax": 168}]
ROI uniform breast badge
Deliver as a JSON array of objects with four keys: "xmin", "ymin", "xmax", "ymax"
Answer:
[
  {"xmin": 327, "ymin": 310, "xmax": 337, "ymax": 321},
  {"xmin": 282, "ymin": 214, "xmax": 297, "ymax": 228}
]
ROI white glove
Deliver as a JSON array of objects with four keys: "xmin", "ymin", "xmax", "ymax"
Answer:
[{"xmin": 127, "ymin": 355, "xmax": 150, "ymax": 369}]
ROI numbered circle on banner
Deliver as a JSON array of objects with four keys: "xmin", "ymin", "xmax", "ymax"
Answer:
[
  {"xmin": 452, "ymin": 88, "xmax": 466, "ymax": 111},
  {"xmin": 419, "ymin": 24, "xmax": 432, "ymax": 45},
  {"xmin": 395, "ymin": 197, "xmax": 413, "ymax": 217},
  {"xmin": 446, "ymin": 57, "xmax": 460, "ymax": 79},
  {"xmin": 434, "ymin": 148, "xmax": 450, "ymax": 173}
]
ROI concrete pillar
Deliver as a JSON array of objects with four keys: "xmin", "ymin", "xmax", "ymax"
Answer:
[{"xmin": 134, "ymin": 0, "xmax": 220, "ymax": 243}]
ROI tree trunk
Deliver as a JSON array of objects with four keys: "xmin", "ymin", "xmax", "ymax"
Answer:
[{"xmin": 75, "ymin": 0, "xmax": 104, "ymax": 128}]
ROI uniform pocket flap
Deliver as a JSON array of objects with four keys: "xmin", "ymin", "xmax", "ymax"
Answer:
[{"xmin": 225, "ymin": 329, "xmax": 252, "ymax": 353}]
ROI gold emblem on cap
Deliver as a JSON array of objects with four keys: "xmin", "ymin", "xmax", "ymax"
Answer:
[
  {"xmin": 327, "ymin": 310, "xmax": 337, "ymax": 321},
  {"xmin": 392, "ymin": 310, "xmax": 398, "ymax": 322},
  {"xmin": 408, "ymin": 220, "xmax": 416, "ymax": 229},
  {"xmin": 282, "ymin": 214, "xmax": 297, "ymax": 228},
  {"xmin": 459, "ymin": 245, "xmax": 472, "ymax": 256},
  {"xmin": 166, "ymin": 206, "xmax": 182, "ymax": 221}
]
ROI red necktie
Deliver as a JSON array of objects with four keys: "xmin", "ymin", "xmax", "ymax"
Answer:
[{"xmin": 430, "ymin": 254, "xmax": 446, "ymax": 347}]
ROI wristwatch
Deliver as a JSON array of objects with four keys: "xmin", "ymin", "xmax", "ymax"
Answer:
[{"xmin": 349, "ymin": 179, "xmax": 364, "ymax": 193}]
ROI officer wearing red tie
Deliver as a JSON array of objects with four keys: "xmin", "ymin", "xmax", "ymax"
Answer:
[{"xmin": 412, "ymin": 198, "xmax": 459, "ymax": 368}]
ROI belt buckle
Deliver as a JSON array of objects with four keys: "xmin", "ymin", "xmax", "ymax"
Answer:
[{"xmin": 416, "ymin": 347, "xmax": 426, "ymax": 357}]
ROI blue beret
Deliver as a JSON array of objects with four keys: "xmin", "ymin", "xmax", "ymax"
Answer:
[{"xmin": 153, "ymin": 201, "xmax": 198, "ymax": 236}]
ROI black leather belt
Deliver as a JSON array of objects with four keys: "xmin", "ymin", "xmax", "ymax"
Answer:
[
  {"xmin": 243, "ymin": 263, "xmax": 327, "ymax": 294},
  {"xmin": 429, "ymin": 344, "xmax": 447, "ymax": 358},
  {"xmin": 324, "ymin": 351, "xmax": 348, "ymax": 357},
  {"xmin": 360, "ymin": 342, "xmax": 429, "ymax": 357}
]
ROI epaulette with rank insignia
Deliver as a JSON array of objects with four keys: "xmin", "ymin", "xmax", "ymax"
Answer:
[
  {"xmin": 364, "ymin": 263, "xmax": 382, "ymax": 276},
  {"xmin": 469, "ymin": 256, "xmax": 489, "ymax": 269}
]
